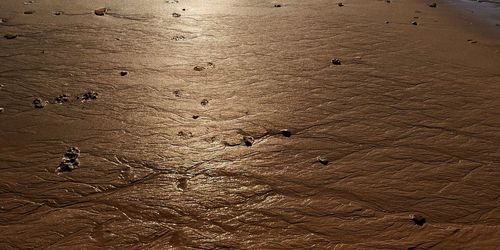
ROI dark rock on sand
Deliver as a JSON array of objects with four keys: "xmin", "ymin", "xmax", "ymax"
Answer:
[
  {"xmin": 338, "ymin": 3, "xmax": 344, "ymax": 7},
  {"xmin": 172, "ymin": 35, "xmax": 186, "ymax": 41},
  {"xmin": 54, "ymin": 11, "xmax": 63, "ymax": 16},
  {"xmin": 243, "ymin": 136, "xmax": 254, "ymax": 147},
  {"xmin": 274, "ymin": 4, "xmax": 282, "ymax": 8},
  {"xmin": 412, "ymin": 21, "xmax": 418, "ymax": 25},
  {"xmin": 318, "ymin": 157, "xmax": 329, "ymax": 165},
  {"xmin": 182, "ymin": 8, "xmax": 186, "ymax": 11},
  {"xmin": 173, "ymin": 90, "xmax": 182, "ymax": 97},
  {"xmin": 192, "ymin": 115, "xmax": 199, "ymax": 119},
  {"xmin": 81, "ymin": 90, "xmax": 98, "ymax": 101},
  {"xmin": 33, "ymin": 98, "xmax": 47, "ymax": 109},
  {"xmin": 120, "ymin": 71, "xmax": 128, "ymax": 76},
  {"xmin": 200, "ymin": 99, "xmax": 209, "ymax": 106},
  {"xmin": 4, "ymin": 34, "xmax": 17, "ymax": 40},
  {"xmin": 177, "ymin": 178, "xmax": 188, "ymax": 190},
  {"xmin": 193, "ymin": 66, "xmax": 205, "ymax": 71},
  {"xmin": 54, "ymin": 94, "xmax": 70, "ymax": 104},
  {"xmin": 24, "ymin": 10, "xmax": 34, "ymax": 15},
  {"xmin": 172, "ymin": 13, "xmax": 181, "ymax": 18},
  {"xmin": 178, "ymin": 131, "xmax": 193, "ymax": 138},
  {"xmin": 411, "ymin": 214, "xmax": 426, "ymax": 226},
  {"xmin": 94, "ymin": 8, "xmax": 108, "ymax": 16},
  {"xmin": 280, "ymin": 129, "xmax": 292, "ymax": 137},
  {"xmin": 0, "ymin": 107, "xmax": 4, "ymax": 113},
  {"xmin": 331, "ymin": 58, "xmax": 342, "ymax": 65},
  {"xmin": 57, "ymin": 147, "xmax": 81, "ymax": 172},
  {"xmin": 429, "ymin": 3, "xmax": 437, "ymax": 8}
]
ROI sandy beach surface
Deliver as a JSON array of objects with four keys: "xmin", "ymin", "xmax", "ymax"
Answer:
[{"xmin": 1, "ymin": 0, "xmax": 499, "ymax": 249}]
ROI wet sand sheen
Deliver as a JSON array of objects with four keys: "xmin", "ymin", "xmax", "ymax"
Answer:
[{"xmin": 0, "ymin": 0, "xmax": 500, "ymax": 249}]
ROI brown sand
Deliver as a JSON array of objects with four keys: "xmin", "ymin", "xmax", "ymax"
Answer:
[{"xmin": 0, "ymin": 0, "xmax": 499, "ymax": 249}]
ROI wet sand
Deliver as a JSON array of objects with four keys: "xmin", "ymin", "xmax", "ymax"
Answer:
[{"xmin": 1, "ymin": 0, "xmax": 500, "ymax": 249}]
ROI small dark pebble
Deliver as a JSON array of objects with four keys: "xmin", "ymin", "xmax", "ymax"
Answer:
[
  {"xmin": 280, "ymin": 129, "xmax": 292, "ymax": 137},
  {"xmin": 318, "ymin": 157, "xmax": 329, "ymax": 165},
  {"xmin": 338, "ymin": 3, "xmax": 344, "ymax": 7},
  {"xmin": 385, "ymin": 21, "xmax": 390, "ymax": 24},
  {"xmin": 82, "ymin": 90, "xmax": 98, "ymax": 100},
  {"xmin": 274, "ymin": 4, "xmax": 282, "ymax": 7},
  {"xmin": 173, "ymin": 90, "xmax": 182, "ymax": 97},
  {"xmin": 33, "ymin": 98, "xmax": 46, "ymax": 109},
  {"xmin": 0, "ymin": 108, "xmax": 4, "ymax": 113},
  {"xmin": 172, "ymin": 35, "xmax": 186, "ymax": 41},
  {"xmin": 243, "ymin": 136, "xmax": 254, "ymax": 147},
  {"xmin": 24, "ymin": 10, "xmax": 34, "ymax": 15},
  {"xmin": 94, "ymin": 7, "xmax": 108, "ymax": 16},
  {"xmin": 193, "ymin": 66, "xmax": 205, "ymax": 71},
  {"xmin": 1, "ymin": 18, "xmax": 8, "ymax": 23},
  {"xmin": 411, "ymin": 214, "xmax": 426, "ymax": 226},
  {"xmin": 54, "ymin": 11, "xmax": 63, "ymax": 15},
  {"xmin": 331, "ymin": 58, "xmax": 342, "ymax": 65},
  {"xmin": 429, "ymin": 3, "xmax": 437, "ymax": 8},
  {"xmin": 172, "ymin": 12, "xmax": 181, "ymax": 17},
  {"xmin": 4, "ymin": 34, "xmax": 17, "ymax": 40},
  {"xmin": 412, "ymin": 21, "xmax": 418, "ymax": 25},
  {"xmin": 54, "ymin": 94, "xmax": 70, "ymax": 104},
  {"xmin": 120, "ymin": 71, "xmax": 128, "ymax": 76},
  {"xmin": 182, "ymin": 8, "xmax": 186, "ymax": 11},
  {"xmin": 200, "ymin": 99, "xmax": 209, "ymax": 106},
  {"xmin": 386, "ymin": 0, "xmax": 391, "ymax": 3},
  {"xmin": 192, "ymin": 115, "xmax": 199, "ymax": 119}
]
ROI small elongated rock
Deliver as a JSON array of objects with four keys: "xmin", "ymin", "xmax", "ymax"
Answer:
[
  {"xmin": 318, "ymin": 157, "xmax": 329, "ymax": 165},
  {"xmin": 200, "ymin": 99, "xmax": 209, "ymax": 106},
  {"xmin": 193, "ymin": 66, "xmax": 205, "ymax": 71},
  {"xmin": 54, "ymin": 94, "xmax": 70, "ymax": 104},
  {"xmin": 429, "ymin": 3, "xmax": 437, "ymax": 8},
  {"xmin": 338, "ymin": 3, "xmax": 344, "ymax": 7},
  {"xmin": 57, "ymin": 147, "xmax": 81, "ymax": 172},
  {"xmin": 24, "ymin": 10, "xmax": 34, "ymax": 14},
  {"xmin": 120, "ymin": 71, "xmax": 128, "ymax": 76},
  {"xmin": 412, "ymin": 21, "xmax": 418, "ymax": 25},
  {"xmin": 274, "ymin": 4, "xmax": 282, "ymax": 7},
  {"xmin": 4, "ymin": 34, "xmax": 17, "ymax": 39},
  {"xmin": 280, "ymin": 129, "xmax": 292, "ymax": 137},
  {"xmin": 0, "ymin": 107, "xmax": 4, "ymax": 113},
  {"xmin": 172, "ymin": 12, "xmax": 181, "ymax": 17},
  {"xmin": 94, "ymin": 8, "xmax": 108, "ymax": 16}
]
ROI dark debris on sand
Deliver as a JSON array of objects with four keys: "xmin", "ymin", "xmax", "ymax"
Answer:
[
  {"xmin": 429, "ymin": 3, "xmax": 437, "ymax": 8},
  {"xmin": 81, "ymin": 90, "xmax": 98, "ymax": 101},
  {"xmin": 243, "ymin": 136, "xmax": 255, "ymax": 147},
  {"xmin": 120, "ymin": 71, "xmax": 128, "ymax": 76},
  {"xmin": 24, "ymin": 10, "xmax": 34, "ymax": 15},
  {"xmin": 56, "ymin": 147, "xmax": 81, "ymax": 172},
  {"xmin": 318, "ymin": 157, "xmax": 329, "ymax": 165},
  {"xmin": 280, "ymin": 129, "xmax": 292, "ymax": 137},
  {"xmin": 331, "ymin": 58, "xmax": 342, "ymax": 65},
  {"xmin": 172, "ymin": 12, "xmax": 181, "ymax": 18},
  {"xmin": 54, "ymin": 94, "xmax": 70, "ymax": 104},
  {"xmin": 411, "ymin": 214, "xmax": 426, "ymax": 226},
  {"xmin": 4, "ymin": 34, "xmax": 17, "ymax": 39},
  {"xmin": 200, "ymin": 99, "xmax": 209, "ymax": 106}
]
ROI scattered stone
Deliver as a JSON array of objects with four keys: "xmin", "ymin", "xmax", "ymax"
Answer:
[
  {"xmin": 120, "ymin": 71, "xmax": 128, "ymax": 76},
  {"xmin": 81, "ymin": 90, "xmax": 98, "ymax": 101},
  {"xmin": 0, "ymin": 108, "xmax": 4, "ymax": 113},
  {"xmin": 173, "ymin": 90, "xmax": 182, "ymax": 97},
  {"xmin": 385, "ymin": 21, "xmax": 390, "ymax": 24},
  {"xmin": 172, "ymin": 35, "xmax": 186, "ymax": 41},
  {"xmin": 54, "ymin": 94, "xmax": 70, "ymax": 104},
  {"xmin": 242, "ymin": 136, "xmax": 254, "ymax": 147},
  {"xmin": 386, "ymin": 0, "xmax": 391, "ymax": 3},
  {"xmin": 280, "ymin": 129, "xmax": 292, "ymax": 137},
  {"xmin": 24, "ymin": 10, "xmax": 34, "ymax": 15},
  {"xmin": 178, "ymin": 131, "xmax": 193, "ymax": 138},
  {"xmin": 177, "ymin": 178, "xmax": 188, "ymax": 190},
  {"xmin": 24, "ymin": 0, "xmax": 35, "ymax": 4},
  {"xmin": 411, "ymin": 214, "xmax": 426, "ymax": 226},
  {"xmin": 172, "ymin": 12, "xmax": 181, "ymax": 17},
  {"xmin": 4, "ymin": 34, "xmax": 17, "ymax": 40},
  {"xmin": 467, "ymin": 39, "xmax": 478, "ymax": 44},
  {"xmin": 338, "ymin": 3, "xmax": 344, "ymax": 7},
  {"xmin": 193, "ymin": 66, "xmax": 205, "ymax": 71},
  {"xmin": 192, "ymin": 115, "xmax": 199, "ymax": 119},
  {"xmin": 94, "ymin": 7, "xmax": 108, "ymax": 16},
  {"xmin": 412, "ymin": 21, "xmax": 418, "ymax": 25},
  {"xmin": 331, "ymin": 58, "xmax": 342, "ymax": 65},
  {"xmin": 200, "ymin": 99, "xmax": 209, "ymax": 106},
  {"xmin": 429, "ymin": 3, "xmax": 437, "ymax": 8},
  {"xmin": 318, "ymin": 157, "xmax": 329, "ymax": 165},
  {"xmin": 57, "ymin": 147, "xmax": 81, "ymax": 172},
  {"xmin": 33, "ymin": 98, "xmax": 47, "ymax": 109},
  {"xmin": 54, "ymin": 11, "xmax": 63, "ymax": 15},
  {"xmin": 274, "ymin": 4, "xmax": 282, "ymax": 7},
  {"xmin": 0, "ymin": 18, "xmax": 8, "ymax": 23},
  {"xmin": 182, "ymin": 8, "xmax": 186, "ymax": 11}
]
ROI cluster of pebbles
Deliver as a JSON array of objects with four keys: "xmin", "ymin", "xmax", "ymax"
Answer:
[
  {"xmin": 32, "ymin": 91, "xmax": 98, "ymax": 109},
  {"xmin": 56, "ymin": 147, "xmax": 81, "ymax": 172}
]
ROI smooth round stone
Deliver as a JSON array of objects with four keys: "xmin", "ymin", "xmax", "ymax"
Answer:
[{"xmin": 94, "ymin": 8, "xmax": 108, "ymax": 16}]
